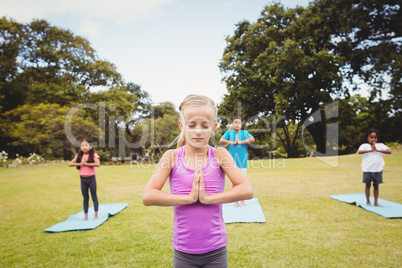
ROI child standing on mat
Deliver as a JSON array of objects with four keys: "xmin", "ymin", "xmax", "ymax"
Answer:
[
  {"xmin": 220, "ymin": 116, "xmax": 255, "ymax": 207},
  {"xmin": 143, "ymin": 94, "xmax": 253, "ymax": 268},
  {"xmin": 69, "ymin": 138, "xmax": 100, "ymax": 220},
  {"xmin": 357, "ymin": 129, "xmax": 391, "ymax": 207}
]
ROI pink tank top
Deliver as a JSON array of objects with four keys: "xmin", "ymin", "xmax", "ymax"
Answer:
[
  {"xmin": 169, "ymin": 145, "xmax": 227, "ymax": 254},
  {"xmin": 74, "ymin": 153, "xmax": 100, "ymax": 176}
]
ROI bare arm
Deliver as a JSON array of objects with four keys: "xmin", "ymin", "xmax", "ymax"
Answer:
[
  {"xmin": 239, "ymin": 137, "xmax": 255, "ymax": 144},
  {"xmin": 358, "ymin": 143, "xmax": 391, "ymax": 154},
  {"xmin": 82, "ymin": 157, "xmax": 100, "ymax": 167},
  {"xmin": 199, "ymin": 148, "xmax": 253, "ymax": 205},
  {"xmin": 220, "ymin": 138, "xmax": 235, "ymax": 145},
  {"xmin": 69, "ymin": 157, "xmax": 81, "ymax": 167},
  {"xmin": 142, "ymin": 150, "xmax": 199, "ymax": 206},
  {"xmin": 357, "ymin": 149, "xmax": 373, "ymax": 154},
  {"xmin": 376, "ymin": 149, "xmax": 391, "ymax": 154}
]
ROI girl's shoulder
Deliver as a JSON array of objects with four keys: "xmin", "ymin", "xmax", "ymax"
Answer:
[
  {"xmin": 164, "ymin": 148, "xmax": 179, "ymax": 157},
  {"xmin": 213, "ymin": 147, "xmax": 231, "ymax": 161},
  {"xmin": 161, "ymin": 148, "xmax": 180, "ymax": 169}
]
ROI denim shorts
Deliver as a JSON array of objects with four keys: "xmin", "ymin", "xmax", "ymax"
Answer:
[{"xmin": 363, "ymin": 171, "xmax": 383, "ymax": 184}]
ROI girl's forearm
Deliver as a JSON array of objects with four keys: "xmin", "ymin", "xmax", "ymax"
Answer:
[
  {"xmin": 143, "ymin": 190, "xmax": 193, "ymax": 206},
  {"xmin": 357, "ymin": 150, "xmax": 372, "ymax": 154},
  {"xmin": 377, "ymin": 150, "xmax": 391, "ymax": 154},
  {"xmin": 202, "ymin": 183, "xmax": 253, "ymax": 205},
  {"xmin": 83, "ymin": 163, "xmax": 100, "ymax": 167},
  {"xmin": 358, "ymin": 149, "xmax": 391, "ymax": 154},
  {"xmin": 69, "ymin": 162, "xmax": 81, "ymax": 167}
]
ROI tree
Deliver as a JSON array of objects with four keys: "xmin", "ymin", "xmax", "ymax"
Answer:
[
  {"xmin": 0, "ymin": 18, "xmax": 152, "ymax": 159},
  {"xmin": 219, "ymin": 4, "xmax": 344, "ymax": 157},
  {"xmin": 309, "ymin": 0, "xmax": 401, "ymax": 141},
  {"xmin": 219, "ymin": 1, "xmax": 401, "ymax": 157},
  {"xmin": 0, "ymin": 17, "xmax": 122, "ymax": 112},
  {"xmin": 1, "ymin": 103, "xmax": 99, "ymax": 158},
  {"xmin": 309, "ymin": 0, "xmax": 401, "ymax": 105}
]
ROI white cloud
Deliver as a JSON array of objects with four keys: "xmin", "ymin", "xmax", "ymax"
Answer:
[
  {"xmin": 59, "ymin": 0, "xmax": 177, "ymax": 23},
  {"xmin": 1, "ymin": 0, "xmax": 178, "ymax": 44},
  {"xmin": 0, "ymin": 0, "xmax": 177, "ymax": 24}
]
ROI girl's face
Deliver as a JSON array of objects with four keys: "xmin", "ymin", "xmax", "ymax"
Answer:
[
  {"xmin": 80, "ymin": 141, "xmax": 93, "ymax": 153},
  {"xmin": 179, "ymin": 106, "xmax": 217, "ymax": 149},
  {"xmin": 367, "ymin": 132, "xmax": 378, "ymax": 145}
]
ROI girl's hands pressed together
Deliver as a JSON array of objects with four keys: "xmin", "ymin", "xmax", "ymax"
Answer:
[
  {"xmin": 371, "ymin": 141, "xmax": 376, "ymax": 151},
  {"xmin": 188, "ymin": 166, "xmax": 200, "ymax": 203},
  {"xmin": 198, "ymin": 166, "xmax": 209, "ymax": 204},
  {"xmin": 81, "ymin": 156, "xmax": 87, "ymax": 165},
  {"xmin": 187, "ymin": 166, "xmax": 209, "ymax": 205}
]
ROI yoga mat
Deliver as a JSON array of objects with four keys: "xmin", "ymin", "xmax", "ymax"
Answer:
[
  {"xmin": 44, "ymin": 203, "xmax": 128, "ymax": 232},
  {"xmin": 223, "ymin": 198, "xmax": 266, "ymax": 223},
  {"xmin": 330, "ymin": 193, "xmax": 402, "ymax": 218}
]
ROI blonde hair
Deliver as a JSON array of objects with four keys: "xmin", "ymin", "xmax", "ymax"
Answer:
[{"xmin": 176, "ymin": 94, "xmax": 217, "ymax": 148}]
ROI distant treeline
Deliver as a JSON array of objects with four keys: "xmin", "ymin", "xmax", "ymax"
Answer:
[{"xmin": 0, "ymin": 0, "xmax": 400, "ymax": 160}]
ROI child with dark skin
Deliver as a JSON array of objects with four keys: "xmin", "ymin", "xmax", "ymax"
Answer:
[{"xmin": 357, "ymin": 129, "xmax": 391, "ymax": 207}]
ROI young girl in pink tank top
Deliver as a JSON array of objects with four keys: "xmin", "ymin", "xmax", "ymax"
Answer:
[
  {"xmin": 69, "ymin": 139, "xmax": 100, "ymax": 221},
  {"xmin": 143, "ymin": 94, "xmax": 253, "ymax": 267}
]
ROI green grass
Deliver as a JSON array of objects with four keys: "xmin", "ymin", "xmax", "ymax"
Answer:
[{"xmin": 1, "ymin": 149, "xmax": 401, "ymax": 267}]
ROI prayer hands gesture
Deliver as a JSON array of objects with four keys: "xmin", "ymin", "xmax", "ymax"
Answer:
[
  {"xmin": 188, "ymin": 166, "xmax": 209, "ymax": 204},
  {"xmin": 81, "ymin": 156, "xmax": 87, "ymax": 165},
  {"xmin": 371, "ymin": 141, "xmax": 376, "ymax": 151},
  {"xmin": 230, "ymin": 134, "xmax": 241, "ymax": 145}
]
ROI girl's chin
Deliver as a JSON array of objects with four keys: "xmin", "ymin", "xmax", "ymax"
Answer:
[{"xmin": 188, "ymin": 141, "xmax": 208, "ymax": 148}]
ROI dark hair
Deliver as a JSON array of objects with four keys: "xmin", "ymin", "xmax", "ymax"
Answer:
[
  {"xmin": 76, "ymin": 138, "xmax": 95, "ymax": 169},
  {"xmin": 364, "ymin": 128, "xmax": 380, "ymax": 140},
  {"xmin": 231, "ymin": 116, "xmax": 242, "ymax": 123}
]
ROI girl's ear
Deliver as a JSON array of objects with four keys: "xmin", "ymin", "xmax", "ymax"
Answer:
[
  {"xmin": 212, "ymin": 122, "xmax": 218, "ymax": 133},
  {"xmin": 178, "ymin": 120, "xmax": 184, "ymax": 132}
]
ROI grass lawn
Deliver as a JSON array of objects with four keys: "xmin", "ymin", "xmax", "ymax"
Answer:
[{"xmin": 1, "ymin": 149, "xmax": 401, "ymax": 267}]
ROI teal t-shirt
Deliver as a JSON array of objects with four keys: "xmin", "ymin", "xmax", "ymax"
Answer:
[{"xmin": 221, "ymin": 130, "xmax": 253, "ymax": 168}]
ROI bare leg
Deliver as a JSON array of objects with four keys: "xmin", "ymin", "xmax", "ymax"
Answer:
[
  {"xmin": 365, "ymin": 183, "xmax": 371, "ymax": 206},
  {"xmin": 240, "ymin": 200, "xmax": 245, "ymax": 206},
  {"xmin": 82, "ymin": 213, "xmax": 88, "ymax": 221},
  {"xmin": 94, "ymin": 211, "xmax": 99, "ymax": 220},
  {"xmin": 373, "ymin": 184, "xmax": 382, "ymax": 207}
]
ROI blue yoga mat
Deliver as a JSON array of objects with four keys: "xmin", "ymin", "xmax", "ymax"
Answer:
[
  {"xmin": 44, "ymin": 203, "xmax": 128, "ymax": 232},
  {"xmin": 330, "ymin": 193, "xmax": 402, "ymax": 218},
  {"xmin": 223, "ymin": 198, "xmax": 266, "ymax": 223}
]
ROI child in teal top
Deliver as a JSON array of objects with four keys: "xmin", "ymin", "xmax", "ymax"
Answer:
[{"xmin": 220, "ymin": 116, "xmax": 255, "ymax": 206}]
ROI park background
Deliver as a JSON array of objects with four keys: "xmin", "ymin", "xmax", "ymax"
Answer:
[{"xmin": 0, "ymin": 0, "xmax": 401, "ymax": 267}]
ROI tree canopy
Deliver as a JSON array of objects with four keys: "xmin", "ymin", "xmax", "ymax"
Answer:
[
  {"xmin": 219, "ymin": 0, "xmax": 401, "ymax": 157},
  {"xmin": 0, "ymin": 17, "xmax": 151, "ymax": 159}
]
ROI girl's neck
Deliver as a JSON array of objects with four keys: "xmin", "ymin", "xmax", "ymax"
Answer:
[
  {"xmin": 184, "ymin": 144, "xmax": 208, "ymax": 156},
  {"xmin": 183, "ymin": 145, "xmax": 209, "ymax": 170}
]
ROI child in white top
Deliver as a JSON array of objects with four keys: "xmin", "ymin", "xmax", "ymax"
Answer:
[{"xmin": 357, "ymin": 129, "xmax": 391, "ymax": 206}]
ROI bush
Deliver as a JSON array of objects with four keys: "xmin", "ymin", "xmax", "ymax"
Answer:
[
  {"xmin": 27, "ymin": 153, "xmax": 44, "ymax": 165},
  {"xmin": 0, "ymin": 151, "xmax": 9, "ymax": 167}
]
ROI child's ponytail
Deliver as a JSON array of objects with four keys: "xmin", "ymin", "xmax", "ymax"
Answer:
[{"xmin": 177, "ymin": 133, "xmax": 186, "ymax": 148}]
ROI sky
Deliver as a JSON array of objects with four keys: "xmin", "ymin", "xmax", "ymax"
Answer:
[{"xmin": 0, "ymin": 0, "xmax": 312, "ymax": 108}]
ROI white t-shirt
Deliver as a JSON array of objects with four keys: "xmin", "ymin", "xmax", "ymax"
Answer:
[{"xmin": 357, "ymin": 143, "xmax": 390, "ymax": 172}]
